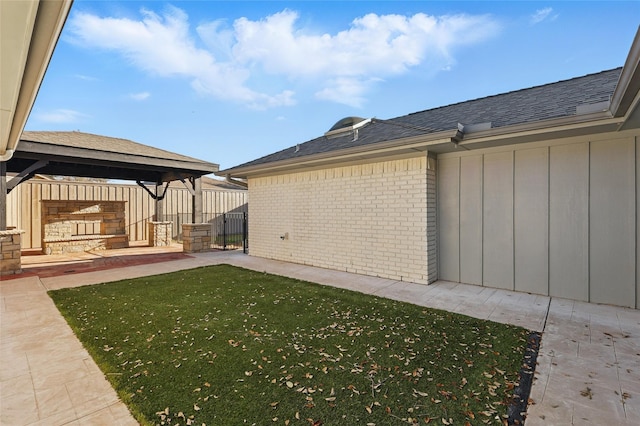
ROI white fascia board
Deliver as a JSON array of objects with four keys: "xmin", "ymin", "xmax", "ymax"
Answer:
[{"xmin": 610, "ymin": 26, "xmax": 640, "ymax": 118}]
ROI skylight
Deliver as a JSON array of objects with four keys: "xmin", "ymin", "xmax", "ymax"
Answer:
[{"xmin": 324, "ymin": 116, "xmax": 371, "ymax": 139}]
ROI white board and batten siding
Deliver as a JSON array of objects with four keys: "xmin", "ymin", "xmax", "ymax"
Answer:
[{"xmin": 437, "ymin": 131, "xmax": 640, "ymax": 309}]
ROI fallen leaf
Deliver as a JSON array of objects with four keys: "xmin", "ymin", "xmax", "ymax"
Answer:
[{"xmin": 580, "ymin": 387, "xmax": 593, "ymax": 399}]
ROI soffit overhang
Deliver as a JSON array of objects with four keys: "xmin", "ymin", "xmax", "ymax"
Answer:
[{"xmin": 0, "ymin": 0, "xmax": 73, "ymax": 160}]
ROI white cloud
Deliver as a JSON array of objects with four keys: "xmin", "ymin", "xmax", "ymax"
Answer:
[
  {"xmin": 530, "ymin": 7, "xmax": 558, "ymax": 24},
  {"xmin": 68, "ymin": 6, "xmax": 500, "ymax": 109},
  {"xmin": 229, "ymin": 10, "xmax": 499, "ymax": 105},
  {"xmin": 75, "ymin": 74, "xmax": 98, "ymax": 81},
  {"xmin": 129, "ymin": 92, "xmax": 151, "ymax": 101},
  {"xmin": 36, "ymin": 109, "xmax": 88, "ymax": 123},
  {"xmin": 315, "ymin": 77, "xmax": 382, "ymax": 108}
]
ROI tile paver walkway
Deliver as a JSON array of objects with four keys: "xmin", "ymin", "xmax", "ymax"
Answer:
[
  {"xmin": 1, "ymin": 276, "xmax": 135, "ymax": 425},
  {"xmin": 2, "ymin": 249, "xmax": 639, "ymax": 425}
]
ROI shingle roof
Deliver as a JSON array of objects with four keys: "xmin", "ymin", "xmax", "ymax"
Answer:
[
  {"xmin": 21, "ymin": 130, "xmax": 207, "ymax": 164},
  {"xmin": 229, "ymin": 68, "xmax": 622, "ymax": 170},
  {"xmin": 11, "ymin": 130, "xmax": 218, "ymax": 183}
]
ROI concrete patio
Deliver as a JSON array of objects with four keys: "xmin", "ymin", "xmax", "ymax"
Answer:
[{"xmin": 1, "ymin": 249, "xmax": 639, "ymax": 425}]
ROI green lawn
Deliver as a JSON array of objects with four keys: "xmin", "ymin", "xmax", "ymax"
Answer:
[
  {"xmin": 49, "ymin": 265, "xmax": 530, "ymax": 426},
  {"xmin": 213, "ymin": 233, "xmax": 244, "ymax": 246}
]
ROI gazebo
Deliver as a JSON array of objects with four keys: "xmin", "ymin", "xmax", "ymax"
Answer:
[{"xmin": 1, "ymin": 131, "xmax": 219, "ymax": 275}]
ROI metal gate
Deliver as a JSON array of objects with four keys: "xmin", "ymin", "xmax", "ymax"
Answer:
[{"xmin": 206, "ymin": 212, "xmax": 248, "ymax": 253}]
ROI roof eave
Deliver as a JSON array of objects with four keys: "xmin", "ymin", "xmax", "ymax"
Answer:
[
  {"xmin": 217, "ymin": 129, "xmax": 459, "ymax": 178},
  {"xmin": 610, "ymin": 26, "xmax": 640, "ymax": 118},
  {"xmin": 219, "ymin": 112, "xmax": 624, "ymax": 179},
  {"xmin": 16, "ymin": 140, "xmax": 219, "ymax": 174},
  {"xmin": 0, "ymin": 0, "xmax": 73, "ymax": 160},
  {"xmin": 451, "ymin": 110, "xmax": 622, "ymax": 151}
]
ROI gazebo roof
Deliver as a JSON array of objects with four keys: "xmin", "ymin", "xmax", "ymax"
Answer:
[{"xmin": 6, "ymin": 131, "xmax": 218, "ymax": 184}]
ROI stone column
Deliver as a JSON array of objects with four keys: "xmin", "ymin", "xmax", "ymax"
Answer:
[
  {"xmin": 182, "ymin": 223, "xmax": 211, "ymax": 253},
  {"xmin": 0, "ymin": 229, "xmax": 24, "ymax": 276},
  {"xmin": 149, "ymin": 221, "xmax": 172, "ymax": 246}
]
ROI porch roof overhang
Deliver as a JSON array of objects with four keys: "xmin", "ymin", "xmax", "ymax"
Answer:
[
  {"xmin": 6, "ymin": 131, "xmax": 219, "ymax": 186},
  {"xmin": 1, "ymin": 0, "xmax": 73, "ymax": 161}
]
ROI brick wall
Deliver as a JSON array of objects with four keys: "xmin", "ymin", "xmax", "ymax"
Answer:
[{"xmin": 248, "ymin": 156, "xmax": 434, "ymax": 284}]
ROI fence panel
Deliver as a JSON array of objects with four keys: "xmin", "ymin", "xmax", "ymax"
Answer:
[{"xmin": 6, "ymin": 180, "xmax": 247, "ymax": 249}]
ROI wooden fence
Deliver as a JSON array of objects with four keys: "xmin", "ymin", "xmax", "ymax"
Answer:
[{"xmin": 6, "ymin": 180, "xmax": 247, "ymax": 249}]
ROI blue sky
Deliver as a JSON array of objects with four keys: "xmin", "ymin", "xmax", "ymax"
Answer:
[{"xmin": 26, "ymin": 1, "xmax": 640, "ymax": 172}]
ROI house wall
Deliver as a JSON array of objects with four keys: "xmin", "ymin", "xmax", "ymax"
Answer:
[
  {"xmin": 438, "ymin": 130, "xmax": 640, "ymax": 309},
  {"xmin": 248, "ymin": 157, "xmax": 433, "ymax": 284},
  {"xmin": 6, "ymin": 180, "xmax": 247, "ymax": 249}
]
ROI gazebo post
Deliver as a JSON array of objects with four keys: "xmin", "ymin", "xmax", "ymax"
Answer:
[
  {"xmin": 191, "ymin": 176, "xmax": 203, "ymax": 224},
  {"xmin": 147, "ymin": 181, "xmax": 171, "ymax": 247},
  {"xmin": 155, "ymin": 181, "xmax": 164, "ymax": 222},
  {"xmin": 182, "ymin": 176, "xmax": 210, "ymax": 253}
]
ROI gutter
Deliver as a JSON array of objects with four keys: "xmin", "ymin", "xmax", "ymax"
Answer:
[{"xmin": 0, "ymin": 149, "xmax": 15, "ymax": 162}]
